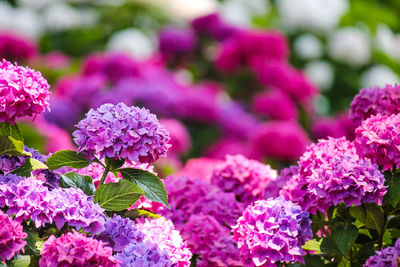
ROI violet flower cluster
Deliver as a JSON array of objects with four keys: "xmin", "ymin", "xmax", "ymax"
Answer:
[
  {"xmin": 211, "ymin": 154, "xmax": 278, "ymax": 204},
  {"xmin": 364, "ymin": 238, "xmax": 400, "ymax": 267},
  {"xmin": 40, "ymin": 231, "xmax": 120, "ymax": 267},
  {"xmin": 281, "ymin": 137, "xmax": 387, "ymax": 214},
  {"xmin": 0, "ymin": 59, "xmax": 50, "ymax": 123},
  {"xmin": 0, "ymin": 210, "xmax": 27, "ymax": 261},
  {"xmin": 354, "ymin": 113, "xmax": 400, "ymax": 171},
  {"xmin": 0, "ymin": 32, "xmax": 37, "ymax": 62},
  {"xmin": 232, "ymin": 198, "xmax": 312, "ymax": 266},
  {"xmin": 73, "ymin": 103, "xmax": 170, "ymax": 164},
  {"xmin": 350, "ymin": 84, "xmax": 400, "ymax": 125}
]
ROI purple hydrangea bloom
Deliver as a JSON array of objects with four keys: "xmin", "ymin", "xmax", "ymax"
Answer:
[
  {"xmin": 364, "ymin": 239, "xmax": 400, "ymax": 267},
  {"xmin": 0, "ymin": 210, "xmax": 27, "ymax": 261},
  {"xmin": 136, "ymin": 217, "xmax": 192, "ymax": 267},
  {"xmin": 180, "ymin": 214, "xmax": 241, "ymax": 266},
  {"xmin": 0, "ymin": 32, "xmax": 37, "ymax": 62},
  {"xmin": 161, "ymin": 176, "xmax": 244, "ymax": 228},
  {"xmin": 0, "ymin": 154, "xmax": 25, "ymax": 174},
  {"xmin": 211, "ymin": 154, "xmax": 278, "ymax": 204},
  {"xmin": 191, "ymin": 13, "xmax": 238, "ymax": 41},
  {"xmin": 73, "ymin": 103, "xmax": 170, "ymax": 164},
  {"xmin": 0, "ymin": 59, "xmax": 50, "ymax": 123},
  {"xmin": 350, "ymin": 84, "xmax": 400, "ymax": 125},
  {"xmin": 281, "ymin": 137, "xmax": 387, "ymax": 214},
  {"xmin": 40, "ymin": 231, "xmax": 120, "ymax": 267},
  {"xmin": 354, "ymin": 113, "xmax": 400, "ymax": 171},
  {"xmin": 0, "ymin": 173, "xmax": 24, "ymax": 184},
  {"xmin": 115, "ymin": 241, "xmax": 173, "ymax": 267},
  {"xmin": 232, "ymin": 197, "xmax": 312, "ymax": 266},
  {"xmin": 158, "ymin": 27, "xmax": 196, "ymax": 54},
  {"xmin": 97, "ymin": 215, "xmax": 145, "ymax": 252}
]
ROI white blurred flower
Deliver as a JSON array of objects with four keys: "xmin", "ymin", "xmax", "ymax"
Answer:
[
  {"xmin": 376, "ymin": 24, "xmax": 400, "ymax": 62},
  {"xmin": 276, "ymin": 0, "xmax": 349, "ymax": 33},
  {"xmin": 11, "ymin": 8, "xmax": 44, "ymax": 39},
  {"xmin": 220, "ymin": 0, "xmax": 270, "ymax": 26},
  {"xmin": 0, "ymin": 2, "xmax": 14, "ymax": 31},
  {"xmin": 305, "ymin": 61, "xmax": 334, "ymax": 90},
  {"xmin": 17, "ymin": 0, "xmax": 58, "ymax": 10},
  {"xmin": 314, "ymin": 94, "xmax": 330, "ymax": 115},
  {"xmin": 361, "ymin": 65, "xmax": 399, "ymax": 88},
  {"xmin": 154, "ymin": 0, "xmax": 218, "ymax": 21},
  {"xmin": 107, "ymin": 28, "xmax": 155, "ymax": 60},
  {"xmin": 44, "ymin": 3, "xmax": 97, "ymax": 31},
  {"xmin": 294, "ymin": 34, "xmax": 322, "ymax": 59},
  {"xmin": 328, "ymin": 27, "xmax": 370, "ymax": 66}
]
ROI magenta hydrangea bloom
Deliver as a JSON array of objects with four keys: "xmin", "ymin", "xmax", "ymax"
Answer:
[
  {"xmin": 252, "ymin": 89, "xmax": 298, "ymax": 121},
  {"xmin": 158, "ymin": 27, "xmax": 196, "ymax": 54},
  {"xmin": 161, "ymin": 176, "xmax": 243, "ymax": 228},
  {"xmin": 350, "ymin": 84, "xmax": 400, "ymax": 125},
  {"xmin": 364, "ymin": 238, "xmax": 400, "ymax": 267},
  {"xmin": 211, "ymin": 154, "xmax": 278, "ymax": 204},
  {"xmin": 281, "ymin": 137, "xmax": 387, "ymax": 214},
  {"xmin": 115, "ymin": 241, "xmax": 173, "ymax": 267},
  {"xmin": 0, "ymin": 59, "xmax": 50, "ymax": 123},
  {"xmin": 159, "ymin": 119, "xmax": 191, "ymax": 156},
  {"xmin": 180, "ymin": 214, "xmax": 241, "ymax": 266},
  {"xmin": 97, "ymin": 215, "xmax": 145, "ymax": 253},
  {"xmin": 191, "ymin": 13, "xmax": 238, "ymax": 41},
  {"xmin": 252, "ymin": 121, "xmax": 310, "ymax": 161},
  {"xmin": 354, "ymin": 113, "xmax": 400, "ymax": 171},
  {"xmin": 136, "ymin": 217, "xmax": 192, "ymax": 267},
  {"xmin": 215, "ymin": 30, "xmax": 288, "ymax": 71},
  {"xmin": 73, "ymin": 103, "xmax": 170, "ymax": 164},
  {"xmin": 232, "ymin": 198, "xmax": 312, "ymax": 266},
  {"xmin": 40, "ymin": 231, "xmax": 120, "ymax": 267},
  {"xmin": 0, "ymin": 32, "xmax": 37, "ymax": 62},
  {"xmin": 0, "ymin": 210, "xmax": 27, "ymax": 261}
]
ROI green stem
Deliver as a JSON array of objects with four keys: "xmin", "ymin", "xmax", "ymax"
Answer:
[{"xmin": 99, "ymin": 162, "xmax": 111, "ymax": 186}]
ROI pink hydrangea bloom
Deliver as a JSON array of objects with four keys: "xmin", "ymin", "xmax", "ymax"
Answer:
[
  {"xmin": 180, "ymin": 214, "xmax": 241, "ymax": 267},
  {"xmin": 176, "ymin": 158, "xmax": 223, "ymax": 181},
  {"xmin": 211, "ymin": 154, "xmax": 278, "ymax": 204},
  {"xmin": 0, "ymin": 210, "xmax": 27, "ymax": 261},
  {"xmin": 40, "ymin": 231, "xmax": 120, "ymax": 267},
  {"xmin": 350, "ymin": 84, "xmax": 400, "ymax": 125},
  {"xmin": 252, "ymin": 89, "xmax": 298, "ymax": 121},
  {"xmin": 159, "ymin": 119, "xmax": 191, "ymax": 156},
  {"xmin": 77, "ymin": 162, "xmax": 119, "ymax": 188},
  {"xmin": 252, "ymin": 121, "xmax": 310, "ymax": 161},
  {"xmin": 281, "ymin": 137, "xmax": 387, "ymax": 214},
  {"xmin": 0, "ymin": 32, "xmax": 37, "ymax": 62},
  {"xmin": 354, "ymin": 113, "xmax": 400, "ymax": 171},
  {"xmin": 232, "ymin": 198, "xmax": 312, "ymax": 266},
  {"xmin": 0, "ymin": 59, "xmax": 50, "ymax": 123},
  {"xmin": 215, "ymin": 30, "xmax": 288, "ymax": 71},
  {"xmin": 312, "ymin": 116, "xmax": 348, "ymax": 140},
  {"xmin": 205, "ymin": 138, "xmax": 255, "ymax": 161},
  {"xmin": 136, "ymin": 217, "xmax": 192, "ymax": 267},
  {"xmin": 364, "ymin": 238, "xmax": 400, "ymax": 267},
  {"xmin": 256, "ymin": 61, "xmax": 318, "ymax": 101}
]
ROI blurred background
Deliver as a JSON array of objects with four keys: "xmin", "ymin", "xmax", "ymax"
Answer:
[{"xmin": 1, "ymin": 0, "xmax": 399, "ymax": 174}]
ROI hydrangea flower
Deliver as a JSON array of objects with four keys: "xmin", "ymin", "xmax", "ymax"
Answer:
[
  {"xmin": 252, "ymin": 121, "xmax": 310, "ymax": 161},
  {"xmin": 350, "ymin": 84, "xmax": 400, "ymax": 125},
  {"xmin": 77, "ymin": 162, "xmax": 119, "ymax": 188},
  {"xmin": 73, "ymin": 103, "xmax": 170, "ymax": 164},
  {"xmin": 180, "ymin": 214, "xmax": 241, "ymax": 267},
  {"xmin": 97, "ymin": 215, "xmax": 145, "ymax": 252},
  {"xmin": 191, "ymin": 13, "xmax": 238, "ymax": 41},
  {"xmin": 0, "ymin": 173, "xmax": 24, "ymax": 184},
  {"xmin": 0, "ymin": 32, "xmax": 37, "ymax": 62},
  {"xmin": 281, "ymin": 137, "xmax": 387, "ymax": 214},
  {"xmin": 252, "ymin": 89, "xmax": 298, "ymax": 121},
  {"xmin": 364, "ymin": 238, "xmax": 400, "ymax": 267},
  {"xmin": 158, "ymin": 27, "xmax": 196, "ymax": 55},
  {"xmin": 115, "ymin": 241, "xmax": 173, "ymax": 267},
  {"xmin": 354, "ymin": 113, "xmax": 400, "ymax": 171},
  {"xmin": 232, "ymin": 198, "xmax": 312, "ymax": 266},
  {"xmin": 40, "ymin": 231, "xmax": 120, "ymax": 267},
  {"xmin": 161, "ymin": 176, "xmax": 243, "ymax": 228},
  {"xmin": 0, "ymin": 210, "xmax": 27, "ymax": 261},
  {"xmin": 0, "ymin": 59, "xmax": 50, "ymax": 123},
  {"xmin": 136, "ymin": 217, "xmax": 192, "ymax": 267},
  {"xmin": 0, "ymin": 154, "xmax": 25, "ymax": 174},
  {"xmin": 211, "ymin": 154, "xmax": 278, "ymax": 204},
  {"xmin": 159, "ymin": 119, "xmax": 191, "ymax": 156}
]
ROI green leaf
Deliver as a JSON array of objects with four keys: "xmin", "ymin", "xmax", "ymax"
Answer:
[
  {"xmin": 12, "ymin": 158, "xmax": 47, "ymax": 177},
  {"xmin": 0, "ymin": 122, "xmax": 23, "ymax": 141},
  {"xmin": 387, "ymin": 215, "xmax": 400, "ymax": 229},
  {"xmin": 303, "ymin": 239, "xmax": 322, "ymax": 252},
  {"xmin": 124, "ymin": 209, "xmax": 161, "ymax": 219},
  {"xmin": 384, "ymin": 171, "xmax": 400, "ymax": 207},
  {"xmin": 94, "ymin": 179, "xmax": 144, "ymax": 211},
  {"xmin": 350, "ymin": 204, "xmax": 385, "ymax": 235},
  {"xmin": 106, "ymin": 157, "xmax": 125, "ymax": 170},
  {"xmin": 118, "ymin": 168, "xmax": 169, "ymax": 208},
  {"xmin": 46, "ymin": 150, "xmax": 90, "ymax": 170},
  {"xmin": 60, "ymin": 172, "xmax": 95, "ymax": 196},
  {"xmin": 10, "ymin": 255, "xmax": 30, "ymax": 267},
  {"xmin": 0, "ymin": 136, "xmax": 24, "ymax": 155},
  {"xmin": 332, "ymin": 225, "xmax": 358, "ymax": 255}
]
